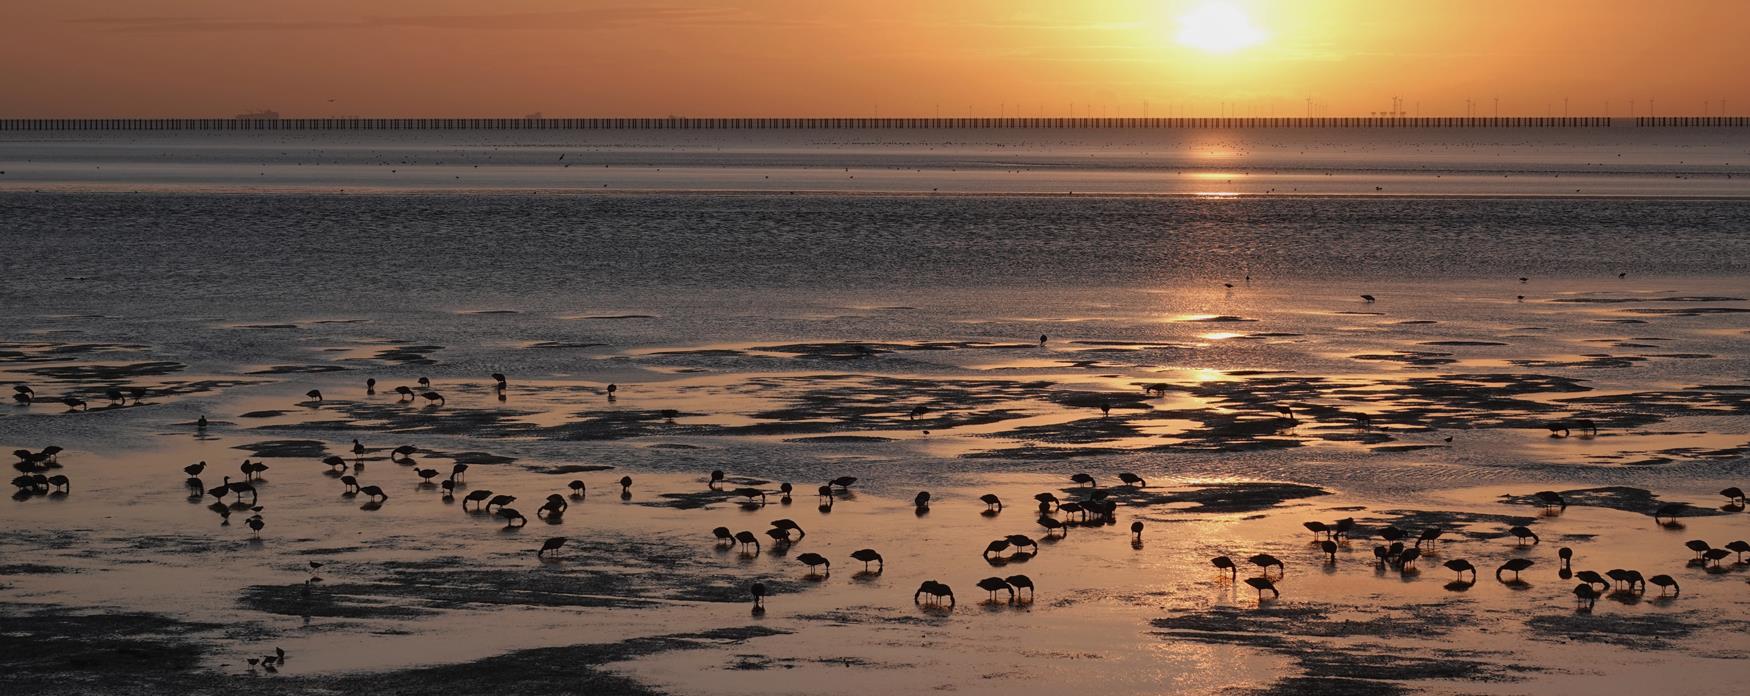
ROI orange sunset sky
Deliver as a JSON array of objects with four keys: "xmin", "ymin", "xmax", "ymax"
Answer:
[{"xmin": 3, "ymin": 0, "xmax": 1747, "ymax": 118}]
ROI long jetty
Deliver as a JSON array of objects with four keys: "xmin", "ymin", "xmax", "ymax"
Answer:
[{"xmin": 1, "ymin": 116, "xmax": 1747, "ymax": 131}]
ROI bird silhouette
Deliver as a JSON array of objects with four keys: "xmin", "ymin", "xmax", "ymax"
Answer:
[
  {"xmin": 796, "ymin": 552, "xmax": 830, "ymax": 576},
  {"xmin": 850, "ymin": 548, "xmax": 883, "ymax": 572},
  {"xmin": 460, "ymin": 489, "xmax": 494, "ymax": 510},
  {"xmin": 1496, "ymin": 558, "xmax": 1534, "ymax": 582},
  {"xmin": 914, "ymin": 580, "xmax": 954, "ymax": 607},
  {"xmin": 538, "ymin": 537, "xmax": 566, "ymax": 557},
  {"xmin": 1248, "ymin": 553, "xmax": 1284, "ymax": 578},
  {"xmin": 769, "ymin": 519, "xmax": 805, "ymax": 540},
  {"xmin": 1211, "ymin": 556, "xmax": 1238, "ymax": 579},
  {"xmin": 976, "ymin": 576, "xmax": 1014, "ymax": 603}
]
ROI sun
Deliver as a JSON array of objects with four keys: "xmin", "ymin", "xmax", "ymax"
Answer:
[{"xmin": 1175, "ymin": 2, "xmax": 1267, "ymax": 54}]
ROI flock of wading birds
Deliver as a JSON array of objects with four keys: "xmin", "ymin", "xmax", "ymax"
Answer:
[{"xmin": 11, "ymin": 374, "xmax": 1750, "ymax": 617}]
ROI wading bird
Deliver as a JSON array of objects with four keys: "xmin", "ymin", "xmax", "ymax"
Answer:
[
  {"xmin": 1244, "ymin": 577, "xmax": 1279, "ymax": 601},
  {"xmin": 914, "ymin": 580, "xmax": 954, "ymax": 607},
  {"xmin": 979, "ymin": 494, "xmax": 1003, "ymax": 513},
  {"xmin": 769, "ymin": 519, "xmax": 805, "ymax": 541},
  {"xmin": 1444, "ymin": 559, "xmax": 1477, "ymax": 582},
  {"xmin": 1507, "ymin": 526, "xmax": 1540, "ymax": 545},
  {"xmin": 750, "ymin": 582, "xmax": 767, "ymax": 611},
  {"xmin": 538, "ymin": 537, "xmax": 566, "ymax": 558},
  {"xmin": 1249, "ymin": 553, "xmax": 1284, "ymax": 578},
  {"xmin": 734, "ymin": 487, "xmax": 767, "ymax": 506},
  {"xmin": 1574, "ymin": 583, "xmax": 1599, "ymax": 610},
  {"xmin": 796, "ymin": 552, "xmax": 830, "ymax": 576},
  {"xmin": 1118, "ymin": 472, "xmax": 1146, "ymax": 487},
  {"xmin": 976, "ymin": 577, "xmax": 1014, "ymax": 603},
  {"xmin": 538, "ymin": 495, "xmax": 567, "ymax": 519},
  {"xmin": 1496, "ymin": 558, "xmax": 1534, "ymax": 582},
  {"xmin": 851, "ymin": 548, "xmax": 883, "ymax": 572},
  {"xmin": 462, "ymin": 489, "xmax": 494, "ymax": 511},
  {"xmin": 1211, "ymin": 556, "xmax": 1238, "ymax": 579},
  {"xmin": 1534, "ymin": 491, "xmax": 1568, "ymax": 510}
]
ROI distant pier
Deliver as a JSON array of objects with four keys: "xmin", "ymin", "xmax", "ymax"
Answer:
[{"xmin": 2, "ymin": 116, "xmax": 1747, "ymax": 131}]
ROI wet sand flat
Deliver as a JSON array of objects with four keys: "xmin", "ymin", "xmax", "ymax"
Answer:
[{"xmin": 4, "ymin": 131, "xmax": 1750, "ymax": 695}]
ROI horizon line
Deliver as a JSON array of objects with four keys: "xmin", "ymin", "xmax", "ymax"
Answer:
[{"xmin": 5, "ymin": 115, "xmax": 1749, "ymax": 131}]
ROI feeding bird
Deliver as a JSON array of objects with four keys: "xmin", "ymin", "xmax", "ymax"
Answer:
[
  {"xmin": 1244, "ymin": 576, "xmax": 1279, "ymax": 600},
  {"xmin": 850, "ymin": 548, "xmax": 884, "ymax": 572},
  {"xmin": 914, "ymin": 580, "xmax": 954, "ymax": 607},
  {"xmin": 796, "ymin": 552, "xmax": 830, "ymax": 576},
  {"xmin": 1496, "ymin": 558, "xmax": 1534, "ymax": 582}
]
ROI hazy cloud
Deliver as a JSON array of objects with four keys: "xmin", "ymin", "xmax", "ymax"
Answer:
[{"xmin": 64, "ymin": 5, "xmax": 809, "ymax": 33}]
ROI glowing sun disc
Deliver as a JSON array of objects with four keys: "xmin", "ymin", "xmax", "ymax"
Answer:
[{"xmin": 1176, "ymin": 2, "xmax": 1267, "ymax": 54}]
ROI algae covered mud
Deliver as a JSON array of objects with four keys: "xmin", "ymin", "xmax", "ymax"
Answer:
[{"xmin": 3, "ymin": 129, "xmax": 1750, "ymax": 695}]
